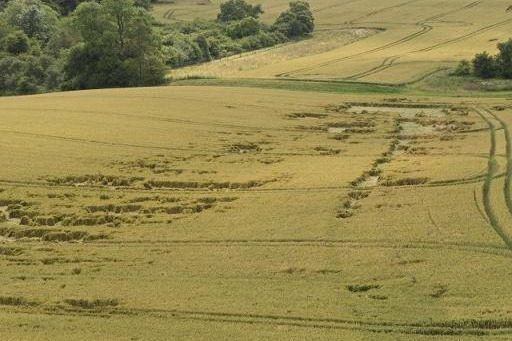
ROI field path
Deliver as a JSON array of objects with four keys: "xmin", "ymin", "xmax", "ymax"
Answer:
[
  {"xmin": 278, "ymin": 0, "xmax": 484, "ymax": 80},
  {"xmin": 487, "ymin": 109, "xmax": 512, "ymax": 216},
  {"xmin": 476, "ymin": 108, "xmax": 512, "ymax": 249}
]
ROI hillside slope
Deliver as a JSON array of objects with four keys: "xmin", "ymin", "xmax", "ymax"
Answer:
[{"xmin": 163, "ymin": 0, "xmax": 512, "ymax": 84}]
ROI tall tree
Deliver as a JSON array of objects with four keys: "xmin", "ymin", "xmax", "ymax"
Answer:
[
  {"xmin": 103, "ymin": 0, "xmax": 135, "ymax": 50},
  {"xmin": 273, "ymin": 1, "xmax": 314, "ymax": 38},
  {"xmin": 1, "ymin": 0, "xmax": 59, "ymax": 42},
  {"xmin": 217, "ymin": 0, "xmax": 262, "ymax": 22},
  {"xmin": 497, "ymin": 39, "xmax": 512, "ymax": 79},
  {"xmin": 64, "ymin": 0, "xmax": 165, "ymax": 89}
]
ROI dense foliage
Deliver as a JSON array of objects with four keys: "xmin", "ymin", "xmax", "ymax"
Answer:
[
  {"xmin": 217, "ymin": 0, "xmax": 262, "ymax": 22},
  {"xmin": 273, "ymin": 1, "xmax": 314, "ymax": 38},
  {"xmin": 162, "ymin": 1, "xmax": 314, "ymax": 69},
  {"xmin": 0, "ymin": 0, "xmax": 315, "ymax": 95},
  {"xmin": 455, "ymin": 39, "xmax": 512, "ymax": 79}
]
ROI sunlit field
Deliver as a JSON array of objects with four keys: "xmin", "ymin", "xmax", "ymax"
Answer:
[
  {"xmin": 162, "ymin": 0, "xmax": 512, "ymax": 84},
  {"xmin": 1, "ymin": 86, "xmax": 512, "ymax": 339},
  {"xmin": 2, "ymin": 0, "xmax": 512, "ymax": 339}
]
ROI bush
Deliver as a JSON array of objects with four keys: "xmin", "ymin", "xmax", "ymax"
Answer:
[
  {"xmin": 497, "ymin": 39, "xmax": 512, "ymax": 79},
  {"xmin": 3, "ymin": 31, "xmax": 31, "ymax": 55},
  {"xmin": 273, "ymin": 1, "xmax": 315, "ymax": 38},
  {"xmin": 453, "ymin": 60, "xmax": 471, "ymax": 76},
  {"xmin": 227, "ymin": 17, "xmax": 261, "ymax": 39},
  {"xmin": 217, "ymin": 0, "xmax": 263, "ymax": 22},
  {"xmin": 472, "ymin": 52, "xmax": 498, "ymax": 79}
]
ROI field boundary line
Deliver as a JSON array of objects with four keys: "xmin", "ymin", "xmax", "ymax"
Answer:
[
  {"xmin": 86, "ymin": 239, "xmax": 512, "ymax": 258},
  {"xmin": 7, "ymin": 305, "xmax": 512, "ymax": 336}
]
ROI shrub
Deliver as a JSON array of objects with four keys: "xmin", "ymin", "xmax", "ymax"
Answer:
[
  {"xmin": 227, "ymin": 17, "xmax": 261, "ymax": 38},
  {"xmin": 497, "ymin": 39, "xmax": 512, "ymax": 79},
  {"xmin": 273, "ymin": 1, "xmax": 314, "ymax": 38},
  {"xmin": 472, "ymin": 52, "xmax": 498, "ymax": 79},
  {"xmin": 4, "ymin": 31, "xmax": 31, "ymax": 55},
  {"xmin": 217, "ymin": 0, "xmax": 263, "ymax": 22},
  {"xmin": 453, "ymin": 60, "xmax": 471, "ymax": 76}
]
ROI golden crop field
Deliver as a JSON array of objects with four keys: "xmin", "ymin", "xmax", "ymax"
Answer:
[
  {"xmin": 2, "ymin": 85, "xmax": 512, "ymax": 340},
  {"xmin": 2, "ymin": 0, "xmax": 512, "ymax": 340},
  {"xmin": 163, "ymin": 0, "xmax": 512, "ymax": 84}
]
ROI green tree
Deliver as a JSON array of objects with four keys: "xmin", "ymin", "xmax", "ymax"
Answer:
[
  {"xmin": 217, "ymin": 0, "xmax": 263, "ymax": 22},
  {"xmin": 497, "ymin": 39, "xmax": 512, "ymax": 79},
  {"xmin": 64, "ymin": 0, "xmax": 165, "ymax": 89},
  {"xmin": 1, "ymin": 0, "xmax": 59, "ymax": 42},
  {"xmin": 227, "ymin": 17, "xmax": 261, "ymax": 39},
  {"xmin": 124, "ymin": 9, "xmax": 166, "ymax": 86},
  {"xmin": 472, "ymin": 52, "xmax": 497, "ymax": 79},
  {"xmin": 273, "ymin": 1, "xmax": 314, "ymax": 38},
  {"xmin": 4, "ymin": 31, "xmax": 31, "ymax": 55},
  {"xmin": 453, "ymin": 59, "xmax": 471, "ymax": 76},
  {"xmin": 103, "ymin": 0, "xmax": 136, "ymax": 50}
]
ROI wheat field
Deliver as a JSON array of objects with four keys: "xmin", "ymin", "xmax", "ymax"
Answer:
[
  {"xmin": 164, "ymin": 0, "xmax": 512, "ymax": 84},
  {"xmin": 2, "ymin": 0, "xmax": 512, "ymax": 340},
  {"xmin": 1, "ymin": 86, "xmax": 512, "ymax": 339}
]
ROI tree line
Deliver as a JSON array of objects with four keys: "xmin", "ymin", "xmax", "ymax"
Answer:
[
  {"xmin": 455, "ymin": 40, "xmax": 512, "ymax": 79},
  {"xmin": 0, "ymin": 0, "xmax": 315, "ymax": 95}
]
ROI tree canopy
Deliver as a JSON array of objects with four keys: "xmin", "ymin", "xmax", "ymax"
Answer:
[
  {"xmin": 217, "ymin": 0, "xmax": 263, "ymax": 22},
  {"xmin": 273, "ymin": 1, "xmax": 314, "ymax": 38},
  {"xmin": 0, "ymin": 0, "xmax": 315, "ymax": 95}
]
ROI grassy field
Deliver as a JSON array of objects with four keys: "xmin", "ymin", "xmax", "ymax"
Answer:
[
  {"xmin": 2, "ymin": 86, "xmax": 512, "ymax": 339},
  {"xmin": 161, "ymin": 0, "xmax": 512, "ymax": 84}
]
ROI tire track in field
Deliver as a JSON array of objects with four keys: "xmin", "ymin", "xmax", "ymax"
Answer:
[
  {"xmin": 474, "ymin": 187, "xmax": 491, "ymax": 225},
  {"xmin": 276, "ymin": 24, "xmax": 433, "ymax": 78},
  {"xmin": 475, "ymin": 108, "xmax": 512, "ymax": 250},
  {"xmin": 346, "ymin": 0, "xmax": 422, "ymax": 25},
  {"xmin": 89, "ymin": 239, "xmax": 512, "ymax": 258},
  {"xmin": 413, "ymin": 18, "xmax": 512, "ymax": 53},
  {"xmin": 345, "ymin": 56, "xmax": 401, "ymax": 80},
  {"xmin": 344, "ymin": 0, "xmax": 482, "ymax": 80},
  {"xmin": 0, "ymin": 129, "xmax": 330, "ymax": 157},
  {"xmin": 486, "ymin": 109, "xmax": 512, "ymax": 218},
  {"xmin": 277, "ymin": 0, "xmax": 482, "ymax": 79},
  {"xmin": 312, "ymin": 0, "xmax": 361, "ymax": 14},
  {"xmin": 0, "ymin": 106, "xmax": 306, "ymax": 133},
  {"xmin": 11, "ymin": 305, "xmax": 512, "ymax": 336}
]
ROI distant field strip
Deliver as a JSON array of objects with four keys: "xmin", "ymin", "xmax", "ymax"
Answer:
[
  {"xmin": 280, "ymin": 0, "xmax": 483, "ymax": 80},
  {"xmin": 412, "ymin": 18, "xmax": 512, "ymax": 53},
  {"xmin": 168, "ymin": 0, "xmax": 512, "ymax": 84}
]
